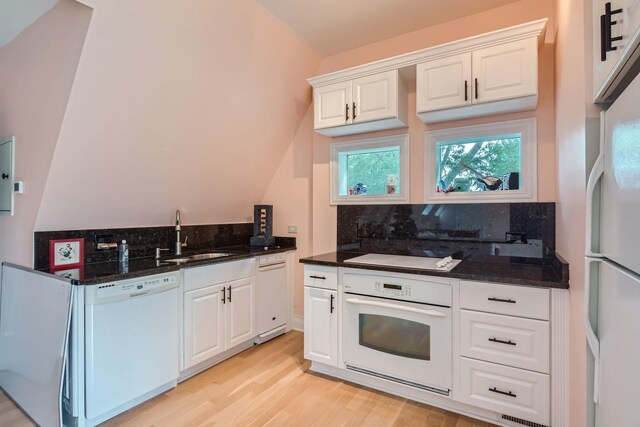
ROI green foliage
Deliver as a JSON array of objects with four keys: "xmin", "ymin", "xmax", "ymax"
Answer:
[
  {"xmin": 438, "ymin": 137, "xmax": 521, "ymax": 191},
  {"xmin": 346, "ymin": 149, "xmax": 400, "ymax": 195}
]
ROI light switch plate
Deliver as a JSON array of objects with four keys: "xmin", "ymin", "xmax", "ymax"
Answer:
[{"xmin": 287, "ymin": 226, "xmax": 297, "ymax": 233}]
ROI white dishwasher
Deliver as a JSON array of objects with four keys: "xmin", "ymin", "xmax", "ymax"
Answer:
[
  {"xmin": 255, "ymin": 253, "xmax": 287, "ymax": 344},
  {"xmin": 83, "ymin": 273, "xmax": 179, "ymax": 424}
]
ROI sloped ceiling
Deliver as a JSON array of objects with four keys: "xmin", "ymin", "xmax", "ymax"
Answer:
[
  {"xmin": 256, "ymin": 0, "xmax": 524, "ymax": 56},
  {"xmin": 0, "ymin": 0, "xmax": 61, "ymax": 47}
]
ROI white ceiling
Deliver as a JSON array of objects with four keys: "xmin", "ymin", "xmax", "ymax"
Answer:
[
  {"xmin": 0, "ymin": 0, "xmax": 60, "ymax": 47},
  {"xmin": 256, "ymin": 0, "xmax": 524, "ymax": 56}
]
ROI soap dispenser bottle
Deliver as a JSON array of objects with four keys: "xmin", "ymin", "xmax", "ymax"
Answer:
[{"xmin": 118, "ymin": 240, "xmax": 129, "ymax": 263}]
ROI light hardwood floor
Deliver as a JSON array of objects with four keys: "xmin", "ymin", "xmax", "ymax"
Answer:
[{"xmin": 1, "ymin": 331, "xmax": 496, "ymax": 426}]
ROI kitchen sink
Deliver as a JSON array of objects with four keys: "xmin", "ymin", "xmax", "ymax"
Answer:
[
  {"xmin": 163, "ymin": 253, "xmax": 233, "ymax": 263},
  {"xmin": 188, "ymin": 253, "xmax": 232, "ymax": 261}
]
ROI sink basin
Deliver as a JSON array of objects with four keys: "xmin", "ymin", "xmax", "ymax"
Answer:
[
  {"xmin": 188, "ymin": 253, "xmax": 232, "ymax": 261},
  {"xmin": 163, "ymin": 253, "xmax": 233, "ymax": 263}
]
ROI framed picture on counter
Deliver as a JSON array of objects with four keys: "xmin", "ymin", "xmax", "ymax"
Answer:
[{"xmin": 49, "ymin": 238, "xmax": 84, "ymax": 269}]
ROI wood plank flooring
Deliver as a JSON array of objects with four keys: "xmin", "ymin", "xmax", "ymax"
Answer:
[{"xmin": 1, "ymin": 331, "xmax": 496, "ymax": 426}]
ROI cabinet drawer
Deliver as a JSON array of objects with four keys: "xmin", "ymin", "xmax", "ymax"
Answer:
[
  {"xmin": 460, "ymin": 310, "xmax": 549, "ymax": 373},
  {"xmin": 460, "ymin": 281, "xmax": 549, "ymax": 320},
  {"xmin": 304, "ymin": 265, "xmax": 338, "ymax": 290},
  {"xmin": 460, "ymin": 357, "xmax": 550, "ymax": 426},
  {"xmin": 184, "ymin": 258, "xmax": 255, "ymax": 292}
]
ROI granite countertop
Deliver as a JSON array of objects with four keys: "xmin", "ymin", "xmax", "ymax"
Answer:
[
  {"xmin": 300, "ymin": 251, "xmax": 569, "ymax": 289},
  {"xmin": 41, "ymin": 244, "xmax": 296, "ymax": 286}
]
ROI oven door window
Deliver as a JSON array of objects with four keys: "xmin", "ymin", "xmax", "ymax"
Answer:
[{"xmin": 359, "ymin": 314, "xmax": 430, "ymax": 360}]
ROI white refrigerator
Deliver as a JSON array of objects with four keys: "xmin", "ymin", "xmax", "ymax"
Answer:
[{"xmin": 585, "ymin": 70, "xmax": 640, "ymax": 426}]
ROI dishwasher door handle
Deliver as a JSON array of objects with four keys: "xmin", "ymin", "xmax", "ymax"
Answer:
[{"xmin": 258, "ymin": 263, "xmax": 285, "ymax": 272}]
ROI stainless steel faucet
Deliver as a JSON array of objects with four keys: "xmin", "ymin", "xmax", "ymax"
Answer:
[{"xmin": 175, "ymin": 209, "xmax": 188, "ymax": 255}]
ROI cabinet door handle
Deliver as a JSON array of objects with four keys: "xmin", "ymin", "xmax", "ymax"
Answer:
[
  {"xmin": 222, "ymin": 287, "xmax": 226, "ymax": 304},
  {"xmin": 330, "ymin": 294, "xmax": 335, "ymax": 313},
  {"xmin": 489, "ymin": 387, "xmax": 517, "ymax": 398},
  {"xmin": 353, "ymin": 102, "xmax": 357, "ymax": 120},
  {"xmin": 601, "ymin": 2, "xmax": 623, "ymax": 61},
  {"xmin": 488, "ymin": 297, "xmax": 516, "ymax": 304},
  {"xmin": 488, "ymin": 337, "xmax": 516, "ymax": 346},
  {"xmin": 475, "ymin": 78, "xmax": 478, "ymax": 99},
  {"xmin": 310, "ymin": 275, "xmax": 326, "ymax": 280},
  {"xmin": 227, "ymin": 285, "xmax": 232, "ymax": 303},
  {"xmin": 464, "ymin": 80, "xmax": 468, "ymax": 101},
  {"xmin": 345, "ymin": 103, "xmax": 349, "ymax": 121}
]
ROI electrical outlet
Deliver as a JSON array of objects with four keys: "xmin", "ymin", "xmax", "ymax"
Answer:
[{"xmin": 287, "ymin": 226, "xmax": 297, "ymax": 233}]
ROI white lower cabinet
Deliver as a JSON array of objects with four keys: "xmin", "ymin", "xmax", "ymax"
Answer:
[
  {"xmin": 226, "ymin": 277, "xmax": 255, "ymax": 348},
  {"xmin": 459, "ymin": 357, "xmax": 550, "ymax": 426},
  {"xmin": 460, "ymin": 310, "xmax": 550, "ymax": 373},
  {"xmin": 184, "ymin": 284, "xmax": 226, "ymax": 367},
  {"xmin": 183, "ymin": 260, "xmax": 256, "ymax": 370},
  {"xmin": 304, "ymin": 286, "xmax": 338, "ymax": 367},
  {"xmin": 458, "ymin": 280, "xmax": 551, "ymax": 426}
]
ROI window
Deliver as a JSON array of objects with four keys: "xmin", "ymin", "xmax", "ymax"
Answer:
[
  {"xmin": 425, "ymin": 118, "xmax": 537, "ymax": 203},
  {"xmin": 330, "ymin": 134, "xmax": 409, "ymax": 204}
]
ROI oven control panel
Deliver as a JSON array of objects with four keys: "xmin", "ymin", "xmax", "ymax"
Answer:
[
  {"xmin": 374, "ymin": 282, "xmax": 412, "ymax": 297},
  {"xmin": 343, "ymin": 272, "xmax": 452, "ymax": 306}
]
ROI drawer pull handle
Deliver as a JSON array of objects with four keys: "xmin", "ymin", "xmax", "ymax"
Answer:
[
  {"xmin": 330, "ymin": 294, "xmax": 335, "ymax": 314},
  {"xmin": 488, "ymin": 337, "xmax": 516, "ymax": 346},
  {"xmin": 488, "ymin": 297, "xmax": 516, "ymax": 304},
  {"xmin": 489, "ymin": 387, "xmax": 517, "ymax": 398},
  {"xmin": 310, "ymin": 275, "xmax": 326, "ymax": 280}
]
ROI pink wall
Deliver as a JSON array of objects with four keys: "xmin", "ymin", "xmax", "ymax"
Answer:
[
  {"xmin": 0, "ymin": 0, "xmax": 91, "ymax": 265},
  {"xmin": 310, "ymin": 0, "xmax": 557, "ymax": 257},
  {"xmin": 554, "ymin": 0, "xmax": 598, "ymax": 425},
  {"xmin": 34, "ymin": 0, "xmax": 321, "ymax": 234},
  {"xmin": 261, "ymin": 108, "xmax": 314, "ymax": 318}
]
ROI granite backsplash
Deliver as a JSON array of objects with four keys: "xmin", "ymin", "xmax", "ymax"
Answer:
[
  {"xmin": 337, "ymin": 203, "xmax": 555, "ymax": 260},
  {"xmin": 34, "ymin": 223, "xmax": 294, "ymax": 270}
]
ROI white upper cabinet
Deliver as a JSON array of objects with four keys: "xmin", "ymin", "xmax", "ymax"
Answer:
[
  {"xmin": 314, "ymin": 81, "xmax": 352, "ymax": 129},
  {"xmin": 309, "ymin": 19, "xmax": 547, "ymax": 131},
  {"xmin": 593, "ymin": 0, "xmax": 640, "ymax": 102},
  {"xmin": 352, "ymin": 71, "xmax": 399, "ymax": 123},
  {"xmin": 417, "ymin": 37, "xmax": 538, "ymax": 123},
  {"xmin": 472, "ymin": 38, "xmax": 537, "ymax": 103},
  {"xmin": 416, "ymin": 53, "xmax": 472, "ymax": 112},
  {"xmin": 312, "ymin": 70, "xmax": 408, "ymax": 137}
]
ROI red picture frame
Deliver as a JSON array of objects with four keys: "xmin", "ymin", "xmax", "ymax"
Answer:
[{"xmin": 49, "ymin": 238, "xmax": 85, "ymax": 270}]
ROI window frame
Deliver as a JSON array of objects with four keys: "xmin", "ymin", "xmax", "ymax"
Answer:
[
  {"xmin": 330, "ymin": 134, "xmax": 410, "ymax": 205},
  {"xmin": 424, "ymin": 118, "xmax": 537, "ymax": 203}
]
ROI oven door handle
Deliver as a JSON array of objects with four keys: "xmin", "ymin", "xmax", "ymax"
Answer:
[{"xmin": 345, "ymin": 298, "xmax": 448, "ymax": 317}]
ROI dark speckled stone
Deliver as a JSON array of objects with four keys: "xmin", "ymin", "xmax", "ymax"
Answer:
[
  {"xmin": 300, "ymin": 202, "xmax": 567, "ymax": 289},
  {"xmin": 300, "ymin": 251, "xmax": 569, "ymax": 289},
  {"xmin": 337, "ymin": 203, "xmax": 556, "ymax": 259},
  {"xmin": 34, "ymin": 223, "xmax": 296, "ymax": 273}
]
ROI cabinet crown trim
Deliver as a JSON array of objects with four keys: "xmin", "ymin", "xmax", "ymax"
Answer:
[{"xmin": 308, "ymin": 18, "xmax": 547, "ymax": 88}]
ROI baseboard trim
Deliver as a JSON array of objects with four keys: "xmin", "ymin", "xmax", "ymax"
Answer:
[{"xmin": 290, "ymin": 315, "xmax": 304, "ymax": 332}]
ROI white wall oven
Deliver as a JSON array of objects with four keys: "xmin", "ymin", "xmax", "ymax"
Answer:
[{"xmin": 342, "ymin": 270, "xmax": 452, "ymax": 396}]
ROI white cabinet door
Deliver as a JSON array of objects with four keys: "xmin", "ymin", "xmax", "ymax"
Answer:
[
  {"xmin": 304, "ymin": 287, "xmax": 338, "ymax": 366},
  {"xmin": 593, "ymin": 0, "xmax": 640, "ymax": 99},
  {"xmin": 472, "ymin": 37, "xmax": 537, "ymax": 104},
  {"xmin": 184, "ymin": 285, "xmax": 225, "ymax": 369},
  {"xmin": 257, "ymin": 265, "xmax": 287, "ymax": 335},
  {"xmin": 593, "ymin": 0, "xmax": 625, "ymax": 98},
  {"xmin": 416, "ymin": 53, "xmax": 472, "ymax": 112},
  {"xmin": 460, "ymin": 309, "xmax": 550, "ymax": 373},
  {"xmin": 352, "ymin": 70, "xmax": 398, "ymax": 123},
  {"xmin": 460, "ymin": 357, "xmax": 550, "ymax": 426},
  {"xmin": 226, "ymin": 277, "xmax": 255, "ymax": 349},
  {"xmin": 314, "ymin": 81, "xmax": 352, "ymax": 129},
  {"xmin": 0, "ymin": 138, "xmax": 12, "ymax": 213}
]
